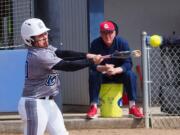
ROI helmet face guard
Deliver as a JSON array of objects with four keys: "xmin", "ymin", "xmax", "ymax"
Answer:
[{"xmin": 21, "ymin": 18, "xmax": 50, "ymax": 46}]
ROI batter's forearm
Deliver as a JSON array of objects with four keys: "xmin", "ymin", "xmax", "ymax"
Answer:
[
  {"xmin": 52, "ymin": 59, "xmax": 93, "ymax": 71},
  {"xmin": 55, "ymin": 49, "xmax": 87, "ymax": 60}
]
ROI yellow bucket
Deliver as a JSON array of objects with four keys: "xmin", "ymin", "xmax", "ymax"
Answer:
[{"xmin": 99, "ymin": 83, "xmax": 123, "ymax": 117}]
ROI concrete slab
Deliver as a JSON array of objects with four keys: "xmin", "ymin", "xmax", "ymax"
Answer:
[{"xmin": 0, "ymin": 106, "xmax": 144, "ymax": 134}]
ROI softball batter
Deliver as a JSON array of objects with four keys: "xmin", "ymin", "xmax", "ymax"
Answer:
[{"xmin": 18, "ymin": 18, "xmax": 103, "ymax": 135}]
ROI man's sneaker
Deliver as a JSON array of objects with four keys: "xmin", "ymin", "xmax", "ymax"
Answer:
[
  {"xmin": 86, "ymin": 105, "xmax": 98, "ymax": 119},
  {"xmin": 129, "ymin": 105, "xmax": 144, "ymax": 118}
]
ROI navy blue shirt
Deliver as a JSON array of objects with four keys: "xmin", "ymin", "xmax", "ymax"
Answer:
[{"xmin": 90, "ymin": 36, "xmax": 133, "ymax": 73}]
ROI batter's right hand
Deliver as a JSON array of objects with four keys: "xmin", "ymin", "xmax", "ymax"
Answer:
[
  {"xmin": 86, "ymin": 53, "xmax": 104, "ymax": 64},
  {"xmin": 92, "ymin": 54, "xmax": 104, "ymax": 64}
]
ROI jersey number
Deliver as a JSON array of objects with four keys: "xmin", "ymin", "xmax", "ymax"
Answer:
[{"xmin": 46, "ymin": 75, "xmax": 57, "ymax": 86}]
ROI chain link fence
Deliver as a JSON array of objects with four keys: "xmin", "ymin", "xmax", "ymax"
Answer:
[
  {"xmin": 143, "ymin": 33, "xmax": 180, "ymax": 128},
  {"xmin": 0, "ymin": 0, "xmax": 33, "ymax": 49}
]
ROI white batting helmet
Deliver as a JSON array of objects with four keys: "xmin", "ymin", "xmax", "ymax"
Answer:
[{"xmin": 21, "ymin": 18, "xmax": 50, "ymax": 46}]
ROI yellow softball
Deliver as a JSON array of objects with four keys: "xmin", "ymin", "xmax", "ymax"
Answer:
[{"xmin": 149, "ymin": 35, "xmax": 162, "ymax": 48}]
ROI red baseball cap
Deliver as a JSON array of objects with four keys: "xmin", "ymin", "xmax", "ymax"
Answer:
[{"xmin": 100, "ymin": 21, "xmax": 115, "ymax": 32}]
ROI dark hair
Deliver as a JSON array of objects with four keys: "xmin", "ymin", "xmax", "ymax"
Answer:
[{"xmin": 107, "ymin": 20, "xmax": 119, "ymax": 36}]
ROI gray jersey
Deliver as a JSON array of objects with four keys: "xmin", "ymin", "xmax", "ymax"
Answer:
[{"xmin": 23, "ymin": 45, "xmax": 62, "ymax": 98}]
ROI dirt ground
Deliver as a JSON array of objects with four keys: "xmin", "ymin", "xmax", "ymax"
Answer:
[
  {"xmin": 4, "ymin": 129, "xmax": 180, "ymax": 135},
  {"xmin": 69, "ymin": 129, "xmax": 180, "ymax": 135}
]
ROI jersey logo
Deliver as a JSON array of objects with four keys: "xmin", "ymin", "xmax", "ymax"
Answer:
[{"xmin": 46, "ymin": 75, "xmax": 57, "ymax": 86}]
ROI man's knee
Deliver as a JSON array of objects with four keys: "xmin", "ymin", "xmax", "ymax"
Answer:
[{"xmin": 124, "ymin": 70, "xmax": 137, "ymax": 80}]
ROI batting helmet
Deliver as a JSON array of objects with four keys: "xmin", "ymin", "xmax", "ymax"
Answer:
[{"xmin": 21, "ymin": 18, "xmax": 50, "ymax": 46}]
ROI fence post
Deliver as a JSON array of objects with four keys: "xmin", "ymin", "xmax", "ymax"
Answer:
[{"xmin": 142, "ymin": 31, "xmax": 149, "ymax": 128}]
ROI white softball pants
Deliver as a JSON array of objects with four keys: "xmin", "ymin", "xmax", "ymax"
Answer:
[{"xmin": 18, "ymin": 97, "xmax": 69, "ymax": 135}]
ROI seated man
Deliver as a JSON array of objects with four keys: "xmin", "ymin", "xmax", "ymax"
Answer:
[{"xmin": 87, "ymin": 20, "xmax": 144, "ymax": 119}]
